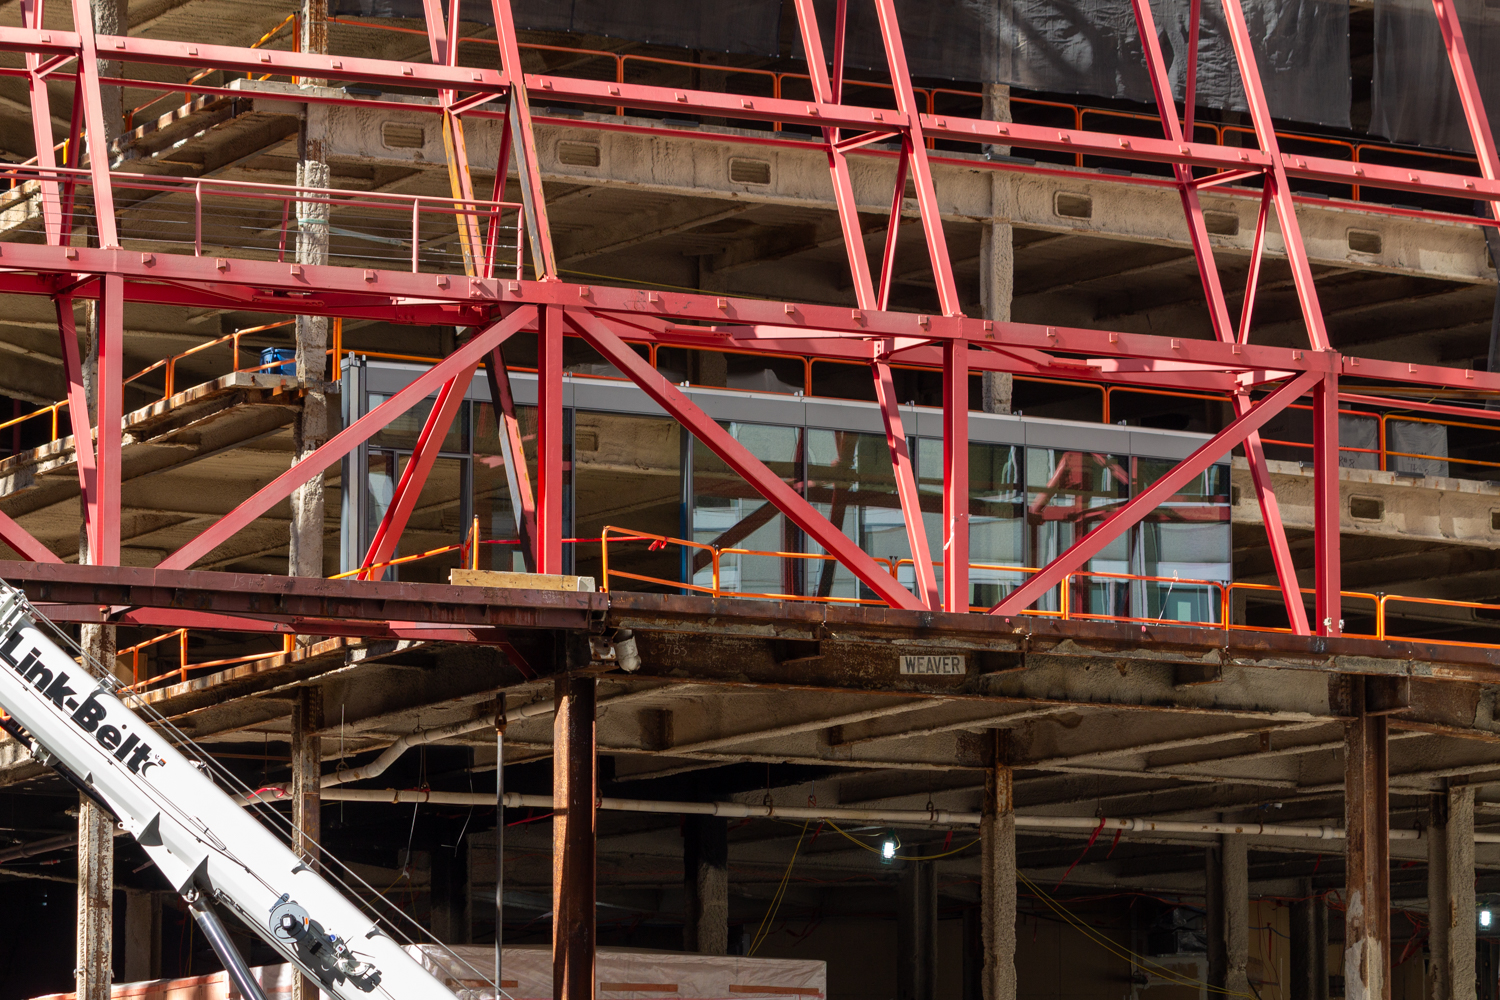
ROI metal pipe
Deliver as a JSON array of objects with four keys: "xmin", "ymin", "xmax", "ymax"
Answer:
[
  {"xmin": 320, "ymin": 697, "xmax": 558, "ymax": 788},
  {"xmin": 285, "ymin": 788, "xmax": 1500, "ymax": 843},
  {"xmin": 186, "ymin": 891, "xmax": 271, "ymax": 1000}
]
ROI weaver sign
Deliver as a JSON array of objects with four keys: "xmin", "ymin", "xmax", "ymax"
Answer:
[{"xmin": 899, "ymin": 654, "xmax": 965, "ymax": 675}]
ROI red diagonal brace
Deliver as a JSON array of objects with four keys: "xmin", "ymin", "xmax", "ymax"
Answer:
[
  {"xmin": 484, "ymin": 347, "xmax": 537, "ymax": 572},
  {"xmin": 68, "ymin": 0, "xmax": 119, "ymax": 249},
  {"xmin": 54, "ymin": 295, "xmax": 99, "ymax": 560},
  {"xmin": 991, "ymin": 370, "xmax": 1322, "ymax": 617},
  {"xmin": 873, "ymin": 357, "xmax": 938, "ymax": 609},
  {"xmin": 159, "ymin": 307, "xmax": 537, "ymax": 571},
  {"xmin": 1131, "ymin": 0, "xmax": 1309, "ymax": 635},
  {"xmin": 0, "ymin": 508, "xmax": 61, "ymax": 563},
  {"xmin": 568, "ymin": 308, "xmax": 924, "ymax": 611},
  {"xmin": 1218, "ymin": 0, "xmax": 1330, "ymax": 353},
  {"xmin": 790, "ymin": 0, "xmax": 878, "ymax": 310},
  {"xmin": 360, "ymin": 363, "xmax": 480, "ymax": 579},
  {"xmin": 491, "ymin": 0, "xmax": 556, "ymax": 279},
  {"xmin": 870, "ymin": 0, "xmax": 961, "ymax": 316}
]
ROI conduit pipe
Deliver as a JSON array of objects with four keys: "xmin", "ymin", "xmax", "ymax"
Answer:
[
  {"xmin": 319, "ymin": 697, "xmax": 560, "ymax": 788},
  {"xmin": 248, "ymin": 787, "xmax": 1500, "ymax": 843}
]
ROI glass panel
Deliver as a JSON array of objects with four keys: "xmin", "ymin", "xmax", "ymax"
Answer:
[
  {"xmin": 472, "ymin": 400, "xmax": 528, "ymax": 572},
  {"xmin": 657, "ymin": 347, "xmax": 805, "ymax": 394},
  {"xmin": 367, "ymin": 454, "xmax": 467, "ymax": 583},
  {"xmin": 368, "ymin": 393, "xmax": 469, "ymax": 453},
  {"xmin": 693, "ymin": 422, "xmax": 801, "ymax": 597},
  {"xmin": 571, "ymin": 411, "xmax": 683, "ymax": 592},
  {"xmin": 802, "ymin": 429, "xmax": 905, "ymax": 602},
  {"xmin": 916, "ymin": 440, "xmax": 1024, "ymax": 610},
  {"xmin": 1132, "ymin": 459, "xmax": 1232, "ymax": 624},
  {"xmin": 1025, "ymin": 449, "xmax": 1130, "ymax": 616}
]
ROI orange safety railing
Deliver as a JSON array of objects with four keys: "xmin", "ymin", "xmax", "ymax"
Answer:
[
  {"xmin": 117, "ymin": 627, "xmax": 294, "ymax": 692},
  {"xmin": 600, "ymin": 526, "xmax": 897, "ymax": 606}
]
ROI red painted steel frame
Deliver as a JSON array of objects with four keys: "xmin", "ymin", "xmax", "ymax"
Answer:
[{"xmin": 0, "ymin": 0, "xmax": 1498, "ymax": 638}]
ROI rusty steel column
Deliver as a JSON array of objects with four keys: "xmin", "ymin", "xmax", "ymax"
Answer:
[
  {"xmin": 291, "ymin": 687, "xmax": 323, "ymax": 1000},
  {"xmin": 76, "ymin": 795, "xmax": 113, "ymax": 1000},
  {"xmin": 981, "ymin": 731, "xmax": 1016, "ymax": 1000},
  {"xmin": 1344, "ymin": 681, "xmax": 1391, "ymax": 1000},
  {"xmin": 553, "ymin": 675, "xmax": 596, "ymax": 1000},
  {"xmin": 979, "ymin": 82, "xmax": 1013, "ymax": 417}
]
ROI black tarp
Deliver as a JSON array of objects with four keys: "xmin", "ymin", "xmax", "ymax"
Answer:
[
  {"xmin": 1370, "ymin": 0, "xmax": 1496, "ymax": 151},
  {"xmin": 331, "ymin": 0, "xmax": 1350, "ymax": 128}
]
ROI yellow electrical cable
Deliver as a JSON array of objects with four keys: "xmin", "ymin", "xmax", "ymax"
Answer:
[
  {"xmin": 748, "ymin": 820, "xmax": 810, "ymax": 955},
  {"xmin": 824, "ymin": 819, "xmax": 981, "ymax": 861},
  {"xmin": 1017, "ymin": 871, "xmax": 1256, "ymax": 999}
]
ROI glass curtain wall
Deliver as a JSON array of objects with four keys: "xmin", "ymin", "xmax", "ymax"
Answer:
[{"xmin": 352, "ymin": 374, "xmax": 1230, "ymax": 618}]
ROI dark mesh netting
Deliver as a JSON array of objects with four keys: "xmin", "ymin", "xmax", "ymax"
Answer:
[
  {"xmin": 791, "ymin": 0, "xmax": 1348, "ymax": 127},
  {"xmin": 330, "ymin": 0, "xmax": 1349, "ymax": 128},
  {"xmin": 329, "ymin": 0, "xmax": 785, "ymax": 57},
  {"xmin": 1370, "ymin": 0, "xmax": 1496, "ymax": 151}
]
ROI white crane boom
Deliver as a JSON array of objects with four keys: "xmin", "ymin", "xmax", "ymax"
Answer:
[{"xmin": 0, "ymin": 582, "xmax": 467, "ymax": 1000}]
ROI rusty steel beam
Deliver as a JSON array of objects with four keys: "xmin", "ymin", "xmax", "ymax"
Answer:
[
  {"xmin": 1340, "ymin": 677, "xmax": 1392, "ymax": 1000},
  {"xmin": 553, "ymin": 674, "xmax": 596, "ymax": 1000}
]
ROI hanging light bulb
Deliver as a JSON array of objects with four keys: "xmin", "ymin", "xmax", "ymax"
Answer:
[
  {"xmin": 1481, "ymin": 909, "xmax": 1492, "ymax": 929},
  {"xmin": 882, "ymin": 837, "xmax": 897, "ymax": 860}
]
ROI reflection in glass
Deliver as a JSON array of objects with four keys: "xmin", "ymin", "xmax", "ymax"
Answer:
[
  {"xmin": 803, "ymin": 429, "xmax": 906, "ymax": 602},
  {"xmin": 693, "ymin": 423, "xmax": 801, "ymax": 597},
  {"xmin": 1132, "ymin": 459, "xmax": 1231, "ymax": 623},
  {"xmin": 572, "ymin": 411, "xmax": 682, "ymax": 591},
  {"xmin": 1025, "ymin": 450, "xmax": 1130, "ymax": 616}
]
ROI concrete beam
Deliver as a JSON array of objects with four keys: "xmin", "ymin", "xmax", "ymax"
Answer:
[{"xmin": 233, "ymin": 84, "xmax": 1492, "ymax": 285}]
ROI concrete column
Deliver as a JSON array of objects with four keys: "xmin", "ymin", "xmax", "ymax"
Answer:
[
  {"xmin": 683, "ymin": 815, "xmax": 728, "ymax": 955},
  {"xmin": 898, "ymin": 850, "xmax": 937, "ymax": 1000},
  {"xmin": 76, "ymin": 797, "xmax": 113, "ymax": 1000},
  {"xmin": 291, "ymin": 687, "xmax": 322, "ymax": 1000},
  {"xmin": 289, "ymin": 0, "xmax": 329, "ymax": 585},
  {"xmin": 1439, "ymin": 786, "xmax": 1477, "ymax": 1000},
  {"xmin": 1223, "ymin": 835, "xmax": 1251, "ymax": 998},
  {"xmin": 1345, "ymin": 684, "xmax": 1392, "ymax": 1000},
  {"xmin": 123, "ymin": 890, "xmax": 160, "ymax": 982},
  {"xmin": 553, "ymin": 676, "xmax": 596, "ymax": 1000},
  {"xmin": 981, "ymin": 732, "xmax": 1016, "ymax": 1000},
  {"xmin": 980, "ymin": 83, "xmax": 1013, "ymax": 416}
]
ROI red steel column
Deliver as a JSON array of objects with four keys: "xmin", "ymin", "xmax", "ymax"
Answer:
[
  {"xmin": 1313, "ymin": 372, "xmax": 1341, "ymax": 636},
  {"xmin": 94, "ymin": 274, "xmax": 123, "ymax": 566},
  {"xmin": 1344, "ymin": 680, "xmax": 1390, "ymax": 1000},
  {"xmin": 874, "ymin": 358, "xmax": 939, "ymax": 609},
  {"xmin": 537, "ymin": 306, "xmax": 565, "ymax": 574},
  {"xmin": 553, "ymin": 674, "xmax": 596, "ymax": 1000},
  {"xmin": 943, "ymin": 342, "xmax": 969, "ymax": 612}
]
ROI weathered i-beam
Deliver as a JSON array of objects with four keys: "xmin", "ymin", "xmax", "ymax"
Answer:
[{"xmin": 553, "ymin": 675, "xmax": 596, "ymax": 1000}]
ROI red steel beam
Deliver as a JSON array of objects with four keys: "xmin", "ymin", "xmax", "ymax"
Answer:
[
  {"xmin": 66, "ymin": 0, "xmax": 118, "ymax": 250},
  {"xmin": 93, "ymin": 273, "xmax": 123, "ymax": 565},
  {"xmin": 536, "ymin": 306, "xmax": 564, "ymax": 574},
  {"xmin": 991, "ymin": 369, "xmax": 1323, "ymax": 617},
  {"xmin": 157, "ymin": 306, "xmax": 536, "ymax": 571},
  {"xmin": 567, "ymin": 308, "xmax": 925, "ymax": 610},
  {"xmin": 1312, "ymin": 373, "xmax": 1342, "ymax": 636}
]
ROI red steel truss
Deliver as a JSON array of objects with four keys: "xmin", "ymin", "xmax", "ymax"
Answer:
[{"xmin": 1, "ymin": 0, "xmax": 1499, "ymax": 635}]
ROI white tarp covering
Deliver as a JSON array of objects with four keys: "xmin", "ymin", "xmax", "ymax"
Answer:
[{"xmin": 34, "ymin": 946, "xmax": 826, "ymax": 1000}]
